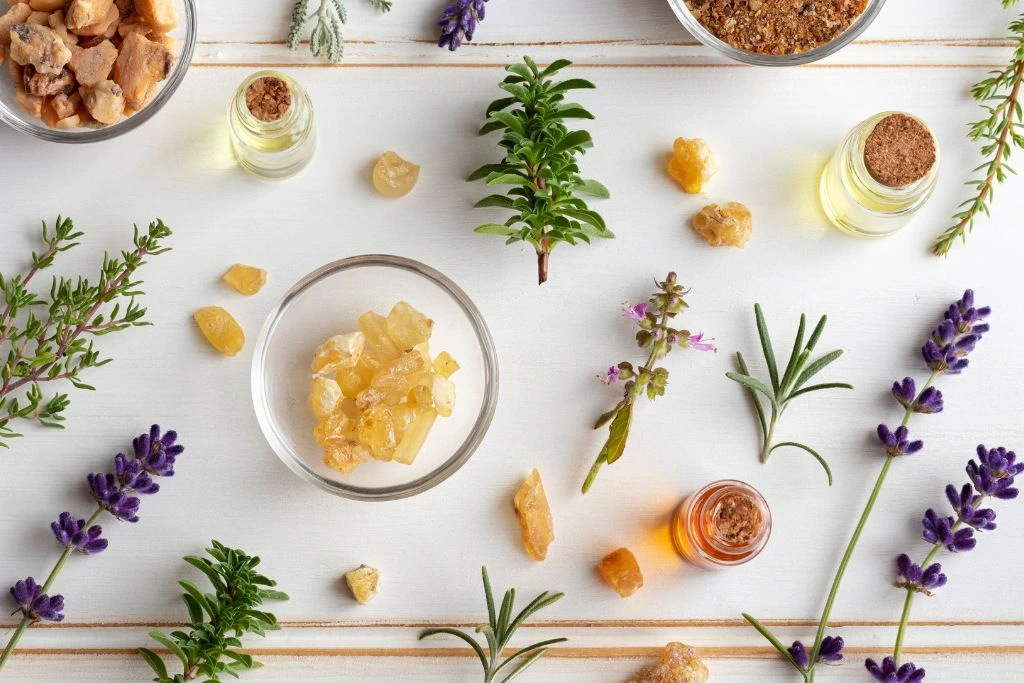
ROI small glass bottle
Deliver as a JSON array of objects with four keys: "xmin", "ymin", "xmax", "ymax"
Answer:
[
  {"xmin": 671, "ymin": 480, "xmax": 771, "ymax": 569},
  {"xmin": 819, "ymin": 111, "xmax": 939, "ymax": 238},
  {"xmin": 228, "ymin": 70, "xmax": 316, "ymax": 180}
]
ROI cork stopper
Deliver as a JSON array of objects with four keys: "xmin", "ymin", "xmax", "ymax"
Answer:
[
  {"xmin": 245, "ymin": 76, "xmax": 292, "ymax": 123},
  {"xmin": 863, "ymin": 113, "xmax": 937, "ymax": 188}
]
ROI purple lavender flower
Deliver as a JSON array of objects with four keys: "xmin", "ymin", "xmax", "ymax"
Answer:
[
  {"xmin": 622, "ymin": 301, "xmax": 648, "ymax": 321},
  {"xmin": 438, "ymin": 0, "xmax": 487, "ymax": 51},
  {"xmin": 921, "ymin": 509, "xmax": 976, "ymax": 553},
  {"xmin": 687, "ymin": 331, "xmax": 716, "ymax": 352},
  {"xmin": 944, "ymin": 290, "xmax": 991, "ymax": 336},
  {"xmin": 114, "ymin": 454, "xmax": 159, "ymax": 494},
  {"xmin": 819, "ymin": 635, "xmax": 844, "ymax": 663},
  {"xmin": 50, "ymin": 513, "xmax": 107, "ymax": 555},
  {"xmin": 946, "ymin": 484, "xmax": 997, "ymax": 531},
  {"xmin": 877, "ymin": 425, "xmax": 924, "ymax": 457},
  {"xmin": 865, "ymin": 656, "xmax": 926, "ymax": 682},
  {"xmin": 895, "ymin": 554, "xmax": 947, "ymax": 596},
  {"xmin": 921, "ymin": 290, "xmax": 990, "ymax": 375},
  {"xmin": 967, "ymin": 445, "xmax": 1022, "ymax": 500},
  {"xmin": 891, "ymin": 378, "xmax": 917, "ymax": 408},
  {"xmin": 9, "ymin": 578, "xmax": 64, "ymax": 623},
  {"xmin": 787, "ymin": 641, "xmax": 810, "ymax": 669},
  {"xmin": 914, "ymin": 387, "xmax": 943, "ymax": 414},
  {"xmin": 87, "ymin": 473, "xmax": 141, "ymax": 523},
  {"xmin": 134, "ymin": 425, "xmax": 183, "ymax": 477}
]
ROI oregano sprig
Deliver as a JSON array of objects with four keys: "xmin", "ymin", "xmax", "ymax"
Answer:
[
  {"xmin": 287, "ymin": 0, "xmax": 392, "ymax": 63},
  {"xmin": 419, "ymin": 566, "xmax": 565, "ymax": 683},
  {"xmin": 933, "ymin": 0, "xmax": 1024, "ymax": 255},
  {"xmin": 726, "ymin": 304, "xmax": 852, "ymax": 486},
  {"xmin": 0, "ymin": 217, "xmax": 172, "ymax": 448},
  {"xmin": 139, "ymin": 541, "xmax": 288, "ymax": 683},
  {"xmin": 471, "ymin": 57, "xmax": 611, "ymax": 285}
]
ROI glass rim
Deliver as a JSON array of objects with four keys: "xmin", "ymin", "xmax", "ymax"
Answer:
[
  {"xmin": 0, "ymin": 0, "xmax": 197, "ymax": 144},
  {"xmin": 665, "ymin": 0, "xmax": 888, "ymax": 67},
  {"xmin": 683, "ymin": 479, "xmax": 772, "ymax": 566},
  {"xmin": 250, "ymin": 254, "xmax": 500, "ymax": 502}
]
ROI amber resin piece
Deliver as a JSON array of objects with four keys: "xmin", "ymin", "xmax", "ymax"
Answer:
[
  {"xmin": 597, "ymin": 547, "xmax": 644, "ymax": 598},
  {"xmin": 193, "ymin": 306, "xmax": 245, "ymax": 356},
  {"xmin": 385, "ymin": 301, "xmax": 433, "ymax": 350},
  {"xmin": 345, "ymin": 565, "xmax": 381, "ymax": 604},
  {"xmin": 221, "ymin": 263, "xmax": 267, "ymax": 296},
  {"xmin": 311, "ymin": 332, "xmax": 365, "ymax": 375},
  {"xmin": 513, "ymin": 469, "xmax": 555, "ymax": 561},
  {"xmin": 691, "ymin": 202, "xmax": 752, "ymax": 248},
  {"xmin": 628, "ymin": 642, "xmax": 708, "ymax": 683},
  {"xmin": 372, "ymin": 151, "xmax": 420, "ymax": 198},
  {"xmin": 667, "ymin": 137, "xmax": 719, "ymax": 194},
  {"xmin": 112, "ymin": 31, "xmax": 172, "ymax": 109},
  {"xmin": 309, "ymin": 377, "xmax": 342, "ymax": 420}
]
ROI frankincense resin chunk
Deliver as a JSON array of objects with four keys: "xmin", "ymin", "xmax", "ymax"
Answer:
[
  {"xmin": 513, "ymin": 469, "xmax": 555, "ymax": 561},
  {"xmin": 372, "ymin": 151, "xmax": 420, "ymax": 198},
  {"xmin": 667, "ymin": 137, "xmax": 719, "ymax": 194},
  {"xmin": 193, "ymin": 306, "xmax": 245, "ymax": 356},
  {"xmin": 223, "ymin": 263, "xmax": 267, "ymax": 296},
  {"xmin": 628, "ymin": 642, "xmax": 708, "ymax": 683},
  {"xmin": 597, "ymin": 547, "xmax": 643, "ymax": 598},
  {"xmin": 691, "ymin": 202, "xmax": 752, "ymax": 248},
  {"xmin": 345, "ymin": 565, "xmax": 381, "ymax": 604}
]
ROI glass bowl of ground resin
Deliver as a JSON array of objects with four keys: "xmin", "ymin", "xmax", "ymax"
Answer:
[
  {"xmin": 0, "ymin": 0, "xmax": 196, "ymax": 143},
  {"xmin": 251, "ymin": 255, "xmax": 499, "ymax": 502},
  {"xmin": 667, "ymin": 0, "xmax": 887, "ymax": 66}
]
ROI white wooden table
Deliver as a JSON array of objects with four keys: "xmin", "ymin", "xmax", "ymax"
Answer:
[{"xmin": 2, "ymin": 1, "xmax": 1024, "ymax": 680}]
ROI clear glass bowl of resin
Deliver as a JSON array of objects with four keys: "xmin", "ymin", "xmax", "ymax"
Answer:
[
  {"xmin": 0, "ymin": 0, "xmax": 196, "ymax": 143},
  {"xmin": 251, "ymin": 255, "xmax": 499, "ymax": 501},
  {"xmin": 666, "ymin": 0, "xmax": 887, "ymax": 66}
]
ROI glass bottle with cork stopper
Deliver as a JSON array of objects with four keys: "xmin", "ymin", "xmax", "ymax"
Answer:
[
  {"xmin": 228, "ymin": 70, "xmax": 317, "ymax": 180},
  {"xmin": 671, "ymin": 480, "xmax": 772, "ymax": 568},
  {"xmin": 820, "ymin": 111, "xmax": 940, "ymax": 237}
]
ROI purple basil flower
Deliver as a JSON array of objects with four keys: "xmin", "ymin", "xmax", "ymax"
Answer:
[
  {"xmin": 87, "ymin": 473, "xmax": 141, "ymax": 523},
  {"xmin": 114, "ymin": 454, "xmax": 159, "ymax": 494},
  {"xmin": 438, "ymin": 0, "xmax": 487, "ymax": 51},
  {"xmin": 687, "ymin": 331, "xmax": 716, "ymax": 352},
  {"xmin": 599, "ymin": 366, "xmax": 620, "ymax": 385},
  {"xmin": 788, "ymin": 641, "xmax": 810, "ymax": 669},
  {"xmin": 9, "ymin": 578, "xmax": 64, "ymax": 623},
  {"xmin": 50, "ymin": 512, "xmax": 107, "ymax": 555},
  {"xmin": 865, "ymin": 656, "xmax": 926, "ymax": 682},
  {"xmin": 622, "ymin": 301, "xmax": 648, "ymax": 321},
  {"xmin": 895, "ymin": 554, "xmax": 947, "ymax": 596},
  {"xmin": 922, "ymin": 509, "xmax": 976, "ymax": 553},
  {"xmin": 967, "ymin": 445, "xmax": 1022, "ymax": 500},
  {"xmin": 133, "ymin": 425, "xmax": 182, "ymax": 477},
  {"xmin": 819, "ymin": 635, "xmax": 844, "ymax": 663},
  {"xmin": 877, "ymin": 425, "xmax": 924, "ymax": 457},
  {"xmin": 946, "ymin": 483, "xmax": 997, "ymax": 531}
]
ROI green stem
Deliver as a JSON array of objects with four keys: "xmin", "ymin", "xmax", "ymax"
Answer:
[
  {"xmin": 0, "ymin": 506, "xmax": 104, "ymax": 671},
  {"xmin": 761, "ymin": 409, "xmax": 779, "ymax": 463}
]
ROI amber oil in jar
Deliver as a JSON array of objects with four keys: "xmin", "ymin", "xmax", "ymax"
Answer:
[
  {"xmin": 671, "ymin": 480, "xmax": 772, "ymax": 568},
  {"xmin": 228, "ymin": 70, "xmax": 316, "ymax": 180},
  {"xmin": 819, "ymin": 111, "xmax": 939, "ymax": 238}
]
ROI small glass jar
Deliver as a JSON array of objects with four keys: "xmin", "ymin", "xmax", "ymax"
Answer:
[
  {"xmin": 819, "ymin": 111, "xmax": 939, "ymax": 238},
  {"xmin": 671, "ymin": 480, "xmax": 772, "ymax": 569},
  {"xmin": 228, "ymin": 70, "xmax": 316, "ymax": 180}
]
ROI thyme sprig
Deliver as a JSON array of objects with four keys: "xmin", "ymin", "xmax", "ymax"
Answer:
[
  {"xmin": 139, "ymin": 541, "xmax": 288, "ymax": 683},
  {"xmin": 419, "ymin": 566, "xmax": 565, "ymax": 682},
  {"xmin": 287, "ymin": 0, "xmax": 392, "ymax": 63},
  {"xmin": 933, "ymin": 0, "xmax": 1024, "ymax": 255},
  {"xmin": 726, "ymin": 305, "xmax": 852, "ymax": 486},
  {"xmin": 471, "ymin": 57, "xmax": 611, "ymax": 285},
  {"xmin": 0, "ymin": 217, "xmax": 172, "ymax": 448}
]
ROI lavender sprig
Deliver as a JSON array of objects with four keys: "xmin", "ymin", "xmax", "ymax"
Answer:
[
  {"xmin": 743, "ymin": 290, "xmax": 991, "ymax": 682},
  {"xmin": 0, "ymin": 425, "xmax": 184, "ymax": 671},
  {"xmin": 883, "ymin": 445, "xmax": 1021, "ymax": 672},
  {"xmin": 582, "ymin": 273, "xmax": 715, "ymax": 494},
  {"xmin": 438, "ymin": 0, "xmax": 487, "ymax": 51}
]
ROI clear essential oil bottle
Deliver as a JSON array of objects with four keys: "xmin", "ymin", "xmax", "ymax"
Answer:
[
  {"xmin": 819, "ymin": 111, "xmax": 939, "ymax": 238},
  {"xmin": 671, "ymin": 480, "xmax": 772, "ymax": 568},
  {"xmin": 228, "ymin": 70, "xmax": 317, "ymax": 180}
]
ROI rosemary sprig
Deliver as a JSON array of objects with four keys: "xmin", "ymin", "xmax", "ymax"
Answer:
[
  {"xmin": 726, "ymin": 304, "xmax": 851, "ymax": 485},
  {"xmin": 0, "ymin": 217, "xmax": 172, "ymax": 448},
  {"xmin": 139, "ymin": 541, "xmax": 288, "ymax": 683},
  {"xmin": 419, "ymin": 566, "xmax": 566, "ymax": 682},
  {"xmin": 933, "ymin": 1, "xmax": 1024, "ymax": 255},
  {"xmin": 287, "ymin": 0, "xmax": 392, "ymax": 63},
  {"xmin": 471, "ymin": 56, "xmax": 611, "ymax": 285}
]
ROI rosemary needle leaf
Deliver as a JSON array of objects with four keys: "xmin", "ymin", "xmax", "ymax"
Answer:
[
  {"xmin": 791, "ymin": 349, "xmax": 844, "ymax": 392},
  {"xmin": 735, "ymin": 352, "xmax": 768, "ymax": 435},
  {"xmin": 770, "ymin": 442, "xmax": 834, "ymax": 486},
  {"xmin": 754, "ymin": 304, "xmax": 780, "ymax": 391},
  {"xmin": 725, "ymin": 372, "xmax": 778, "ymax": 408}
]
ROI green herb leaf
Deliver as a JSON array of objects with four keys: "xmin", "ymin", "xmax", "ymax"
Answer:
[
  {"xmin": 754, "ymin": 304, "xmax": 780, "ymax": 392},
  {"xmin": 600, "ymin": 402, "xmax": 633, "ymax": 465},
  {"xmin": 725, "ymin": 372, "xmax": 778, "ymax": 408},
  {"xmin": 770, "ymin": 442, "xmax": 834, "ymax": 486}
]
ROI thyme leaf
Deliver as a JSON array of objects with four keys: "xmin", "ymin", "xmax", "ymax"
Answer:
[{"xmin": 287, "ymin": 0, "xmax": 391, "ymax": 63}]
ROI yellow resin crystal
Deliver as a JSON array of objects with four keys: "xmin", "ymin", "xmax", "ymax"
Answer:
[
  {"xmin": 323, "ymin": 438, "xmax": 370, "ymax": 474},
  {"xmin": 372, "ymin": 151, "xmax": 420, "ymax": 198},
  {"xmin": 345, "ymin": 565, "xmax": 381, "ymax": 604},
  {"xmin": 193, "ymin": 306, "xmax": 245, "ymax": 356},
  {"xmin": 691, "ymin": 202, "xmax": 753, "ymax": 248},
  {"xmin": 597, "ymin": 547, "xmax": 644, "ymax": 598},
  {"xmin": 513, "ymin": 469, "xmax": 555, "ymax": 561},
  {"xmin": 668, "ymin": 137, "xmax": 719, "ymax": 194},
  {"xmin": 222, "ymin": 264, "xmax": 267, "ymax": 296},
  {"xmin": 309, "ymin": 377, "xmax": 342, "ymax": 420},
  {"xmin": 386, "ymin": 301, "xmax": 434, "ymax": 350},
  {"xmin": 392, "ymin": 407, "xmax": 437, "ymax": 465},
  {"xmin": 628, "ymin": 642, "xmax": 709, "ymax": 683},
  {"xmin": 358, "ymin": 403, "xmax": 397, "ymax": 461},
  {"xmin": 359, "ymin": 311, "xmax": 401, "ymax": 362},
  {"xmin": 311, "ymin": 332, "xmax": 365, "ymax": 374},
  {"xmin": 314, "ymin": 412, "xmax": 354, "ymax": 447},
  {"xmin": 335, "ymin": 366, "xmax": 367, "ymax": 399},
  {"xmin": 432, "ymin": 351, "xmax": 460, "ymax": 378}
]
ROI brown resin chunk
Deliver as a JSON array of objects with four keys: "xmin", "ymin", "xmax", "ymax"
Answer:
[
  {"xmin": 691, "ymin": 202, "xmax": 753, "ymax": 248},
  {"xmin": 65, "ymin": 0, "xmax": 113, "ymax": 30},
  {"xmin": 112, "ymin": 30, "xmax": 170, "ymax": 108},
  {"xmin": 71, "ymin": 2, "xmax": 117, "ymax": 37},
  {"xmin": 513, "ymin": 469, "xmax": 555, "ymax": 561},
  {"xmin": 22, "ymin": 63, "xmax": 73, "ymax": 95},
  {"xmin": 81, "ymin": 78, "xmax": 124, "ymax": 123},
  {"xmin": 628, "ymin": 642, "xmax": 709, "ymax": 683},
  {"xmin": 0, "ymin": 4, "xmax": 32, "ymax": 47},
  {"xmin": 9, "ymin": 22, "xmax": 71, "ymax": 73},
  {"xmin": 597, "ymin": 547, "xmax": 644, "ymax": 598},
  {"xmin": 134, "ymin": 0, "xmax": 174, "ymax": 32},
  {"xmin": 245, "ymin": 75, "xmax": 291, "ymax": 122},
  {"xmin": 863, "ymin": 113, "xmax": 937, "ymax": 188},
  {"xmin": 68, "ymin": 37, "xmax": 116, "ymax": 85}
]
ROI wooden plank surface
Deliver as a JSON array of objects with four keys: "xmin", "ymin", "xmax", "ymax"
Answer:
[{"xmin": 2, "ymin": 0, "xmax": 1023, "ymax": 680}]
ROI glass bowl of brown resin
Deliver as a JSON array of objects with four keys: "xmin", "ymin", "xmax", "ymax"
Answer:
[
  {"xmin": 0, "ymin": 0, "xmax": 196, "ymax": 143},
  {"xmin": 667, "ymin": 0, "xmax": 887, "ymax": 66}
]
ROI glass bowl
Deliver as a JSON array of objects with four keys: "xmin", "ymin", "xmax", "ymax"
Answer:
[
  {"xmin": 0, "ymin": 0, "xmax": 196, "ymax": 143},
  {"xmin": 251, "ymin": 255, "xmax": 500, "ymax": 502},
  {"xmin": 666, "ymin": 0, "xmax": 887, "ymax": 66}
]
